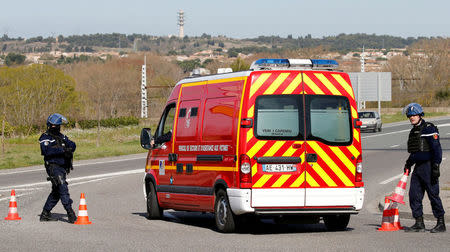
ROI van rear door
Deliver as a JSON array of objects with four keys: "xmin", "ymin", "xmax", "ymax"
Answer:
[
  {"xmin": 302, "ymin": 71, "xmax": 361, "ymax": 207},
  {"xmin": 243, "ymin": 71, "xmax": 307, "ymax": 208}
]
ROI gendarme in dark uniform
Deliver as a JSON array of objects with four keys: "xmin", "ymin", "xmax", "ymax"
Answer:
[
  {"xmin": 403, "ymin": 103, "xmax": 445, "ymax": 233},
  {"xmin": 39, "ymin": 113, "xmax": 77, "ymax": 223}
]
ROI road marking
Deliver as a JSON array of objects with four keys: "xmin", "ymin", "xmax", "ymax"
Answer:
[
  {"xmin": 0, "ymin": 156, "xmax": 146, "ymax": 176},
  {"xmin": 362, "ymin": 129, "xmax": 410, "ymax": 139},
  {"xmin": 390, "ymin": 145, "xmax": 400, "ymax": 148},
  {"xmin": 362, "ymin": 123, "xmax": 450, "ymax": 140},
  {"xmin": 0, "ymin": 169, "xmax": 143, "ymax": 190},
  {"xmin": 0, "ymin": 192, "xmax": 33, "ymax": 202},
  {"xmin": 380, "ymin": 173, "xmax": 403, "ymax": 185},
  {"xmin": 73, "ymin": 157, "xmax": 146, "ymax": 167}
]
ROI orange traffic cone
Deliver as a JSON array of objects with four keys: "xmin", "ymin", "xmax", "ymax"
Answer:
[
  {"xmin": 378, "ymin": 197, "xmax": 401, "ymax": 231},
  {"xmin": 387, "ymin": 171, "xmax": 409, "ymax": 205},
  {"xmin": 392, "ymin": 205, "xmax": 403, "ymax": 230},
  {"xmin": 74, "ymin": 193, "xmax": 92, "ymax": 225},
  {"xmin": 4, "ymin": 189, "xmax": 21, "ymax": 220}
]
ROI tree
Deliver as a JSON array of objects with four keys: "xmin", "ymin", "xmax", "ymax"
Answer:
[
  {"xmin": 5, "ymin": 53, "xmax": 25, "ymax": 66},
  {"xmin": 0, "ymin": 64, "xmax": 81, "ymax": 135},
  {"xmin": 230, "ymin": 57, "xmax": 250, "ymax": 72}
]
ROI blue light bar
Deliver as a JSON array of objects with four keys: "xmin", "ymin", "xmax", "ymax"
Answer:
[
  {"xmin": 311, "ymin": 59, "xmax": 339, "ymax": 68},
  {"xmin": 250, "ymin": 58, "xmax": 338, "ymax": 70},
  {"xmin": 253, "ymin": 59, "xmax": 290, "ymax": 66}
]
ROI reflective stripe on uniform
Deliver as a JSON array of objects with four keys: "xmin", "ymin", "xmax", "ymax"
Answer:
[{"xmin": 39, "ymin": 139, "xmax": 56, "ymax": 143}]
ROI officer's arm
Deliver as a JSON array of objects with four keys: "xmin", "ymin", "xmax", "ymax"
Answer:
[
  {"xmin": 63, "ymin": 135, "xmax": 76, "ymax": 152},
  {"xmin": 424, "ymin": 126, "xmax": 442, "ymax": 165},
  {"xmin": 39, "ymin": 136, "xmax": 65, "ymax": 157}
]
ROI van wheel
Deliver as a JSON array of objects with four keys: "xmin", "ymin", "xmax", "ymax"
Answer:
[
  {"xmin": 146, "ymin": 182, "xmax": 163, "ymax": 219},
  {"xmin": 378, "ymin": 125, "xmax": 382, "ymax": 132},
  {"xmin": 214, "ymin": 189, "xmax": 236, "ymax": 233},
  {"xmin": 323, "ymin": 214, "xmax": 350, "ymax": 231}
]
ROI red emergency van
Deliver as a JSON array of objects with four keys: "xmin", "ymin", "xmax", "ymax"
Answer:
[{"xmin": 140, "ymin": 59, "xmax": 364, "ymax": 232}]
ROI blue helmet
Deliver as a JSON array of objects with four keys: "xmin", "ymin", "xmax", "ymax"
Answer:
[
  {"xmin": 404, "ymin": 103, "xmax": 424, "ymax": 117},
  {"xmin": 46, "ymin": 113, "xmax": 68, "ymax": 127}
]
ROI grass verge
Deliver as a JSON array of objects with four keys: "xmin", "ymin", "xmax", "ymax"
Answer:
[
  {"xmin": 381, "ymin": 112, "xmax": 448, "ymax": 124},
  {"xmin": 0, "ymin": 112, "xmax": 448, "ymax": 170},
  {"xmin": 0, "ymin": 125, "xmax": 149, "ymax": 170}
]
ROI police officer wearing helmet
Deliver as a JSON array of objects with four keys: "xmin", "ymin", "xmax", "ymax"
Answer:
[
  {"xmin": 403, "ymin": 103, "xmax": 445, "ymax": 233},
  {"xmin": 39, "ymin": 113, "xmax": 77, "ymax": 223}
]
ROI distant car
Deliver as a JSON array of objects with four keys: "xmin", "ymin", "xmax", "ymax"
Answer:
[{"xmin": 358, "ymin": 111, "xmax": 382, "ymax": 132}]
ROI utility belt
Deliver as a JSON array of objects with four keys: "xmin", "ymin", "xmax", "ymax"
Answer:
[{"xmin": 44, "ymin": 162, "xmax": 68, "ymax": 187}]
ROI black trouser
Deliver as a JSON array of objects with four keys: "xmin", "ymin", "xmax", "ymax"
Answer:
[
  {"xmin": 43, "ymin": 164, "xmax": 73, "ymax": 212},
  {"xmin": 409, "ymin": 161, "xmax": 445, "ymax": 218}
]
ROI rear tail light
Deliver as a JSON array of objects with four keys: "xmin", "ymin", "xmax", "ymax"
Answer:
[
  {"xmin": 239, "ymin": 154, "xmax": 252, "ymax": 188},
  {"xmin": 356, "ymin": 155, "xmax": 362, "ymax": 182}
]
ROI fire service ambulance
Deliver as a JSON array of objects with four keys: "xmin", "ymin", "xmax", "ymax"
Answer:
[{"xmin": 140, "ymin": 59, "xmax": 364, "ymax": 232}]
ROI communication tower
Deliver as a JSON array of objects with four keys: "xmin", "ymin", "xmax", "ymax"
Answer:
[{"xmin": 178, "ymin": 10, "xmax": 184, "ymax": 38}]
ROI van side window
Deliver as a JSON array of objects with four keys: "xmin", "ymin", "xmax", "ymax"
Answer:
[{"xmin": 155, "ymin": 103, "xmax": 176, "ymax": 143}]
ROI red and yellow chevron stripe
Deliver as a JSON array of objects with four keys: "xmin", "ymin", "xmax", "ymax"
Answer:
[{"xmin": 243, "ymin": 71, "xmax": 361, "ymax": 189}]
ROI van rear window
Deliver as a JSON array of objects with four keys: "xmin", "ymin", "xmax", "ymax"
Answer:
[
  {"xmin": 254, "ymin": 95, "xmax": 352, "ymax": 145},
  {"xmin": 255, "ymin": 95, "xmax": 303, "ymax": 139},
  {"xmin": 306, "ymin": 96, "xmax": 352, "ymax": 145}
]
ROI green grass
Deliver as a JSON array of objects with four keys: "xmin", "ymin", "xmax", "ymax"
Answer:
[
  {"xmin": 381, "ymin": 112, "xmax": 448, "ymax": 124},
  {"xmin": 1, "ymin": 112, "xmax": 449, "ymax": 170},
  {"xmin": 0, "ymin": 125, "xmax": 150, "ymax": 170}
]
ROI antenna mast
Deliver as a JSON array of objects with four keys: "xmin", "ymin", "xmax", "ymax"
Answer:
[{"xmin": 178, "ymin": 10, "xmax": 184, "ymax": 38}]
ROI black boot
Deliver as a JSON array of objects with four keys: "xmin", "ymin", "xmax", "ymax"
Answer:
[
  {"xmin": 67, "ymin": 208, "xmax": 77, "ymax": 224},
  {"xmin": 430, "ymin": 216, "xmax": 446, "ymax": 233},
  {"xmin": 405, "ymin": 216, "xmax": 425, "ymax": 232},
  {"xmin": 40, "ymin": 210, "xmax": 57, "ymax": 222}
]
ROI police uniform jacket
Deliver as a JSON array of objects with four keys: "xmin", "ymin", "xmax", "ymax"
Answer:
[
  {"xmin": 406, "ymin": 119, "xmax": 442, "ymax": 167},
  {"xmin": 39, "ymin": 131, "xmax": 76, "ymax": 166}
]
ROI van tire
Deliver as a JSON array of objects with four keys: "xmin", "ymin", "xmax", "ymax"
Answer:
[
  {"xmin": 146, "ymin": 182, "xmax": 163, "ymax": 219},
  {"xmin": 214, "ymin": 189, "xmax": 236, "ymax": 233},
  {"xmin": 323, "ymin": 214, "xmax": 350, "ymax": 231}
]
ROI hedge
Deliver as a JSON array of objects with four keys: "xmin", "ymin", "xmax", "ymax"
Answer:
[{"xmin": 9, "ymin": 116, "xmax": 140, "ymax": 136}]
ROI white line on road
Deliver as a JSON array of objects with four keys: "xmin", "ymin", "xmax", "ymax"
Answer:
[
  {"xmin": 362, "ymin": 123, "xmax": 450, "ymax": 139},
  {"xmin": 380, "ymin": 173, "xmax": 403, "ymax": 185},
  {"xmin": 0, "ymin": 192, "xmax": 33, "ymax": 202},
  {"xmin": 0, "ymin": 156, "xmax": 145, "ymax": 176},
  {"xmin": 0, "ymin": 169, "xmax": 143, "ymax": 190},
  {"xmin": 390, "ymin": 145, "xmax": 400, "ymax": 148},
  {"xmin": 362, "ymin": 129, "xmax": 410, "ymax": 139}
]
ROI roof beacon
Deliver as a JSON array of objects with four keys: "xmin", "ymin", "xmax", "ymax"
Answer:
[{"xmin": 250, "ymin": 59, "xmax": 338, "ymax": 71}]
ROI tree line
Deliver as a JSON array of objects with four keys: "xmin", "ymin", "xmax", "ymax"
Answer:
[
  {"xmin": 1, "ymin": 33, "xmax": 440, "ymax": 56},
  {"xmin": 0, "ymin": 38, "xmax": 448, "ymax": 137}
]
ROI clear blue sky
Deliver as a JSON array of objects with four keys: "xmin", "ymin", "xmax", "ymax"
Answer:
[{"xmin": 2, "ymin": 0, "xmax": 449, "ymax": 39}]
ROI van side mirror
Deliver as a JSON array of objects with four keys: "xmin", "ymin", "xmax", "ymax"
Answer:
[{"xmin": 140, "ymin": 128, "xmax": 152, "ymax": 150}]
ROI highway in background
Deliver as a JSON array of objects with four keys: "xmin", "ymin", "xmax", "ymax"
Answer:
[{"xmin": 0, "ymin": 118, "xmax": 449, "ymax": 251}]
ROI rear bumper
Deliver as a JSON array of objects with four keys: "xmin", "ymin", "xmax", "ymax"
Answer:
[
  {"xmin": 227, "ymin": 187, "xmax": 364, "ymax": 215},
  {"xmin": 361, "ymin": 124, "xmax": 377, "ymax": 130}
]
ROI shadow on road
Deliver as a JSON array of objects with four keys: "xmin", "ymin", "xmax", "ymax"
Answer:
[{"xmin": 132, "ymin": 211, "xmax": 354, "ymax": 234}]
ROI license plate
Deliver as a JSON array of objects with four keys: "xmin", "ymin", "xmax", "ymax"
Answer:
[
  {"xmin": 361, "ymin": 125, "xmax": 367, "ymax": 128},
  {"xmin": 262, "ymin": 164, "xmax": 296, "ymax": 172}
]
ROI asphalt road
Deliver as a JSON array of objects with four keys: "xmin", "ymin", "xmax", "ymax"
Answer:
[{"xmin": 1, "ymin": 117, "xmax": 449, "ymax": 251}]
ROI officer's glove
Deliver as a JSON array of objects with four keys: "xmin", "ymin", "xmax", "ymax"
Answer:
[
  {"xmin": 431, "ymin": 163, "xmax": 440, "ymax": 184},
  {"xmin": 403, "ymin": 164, "xmax": 411, "ymax": 174}
]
